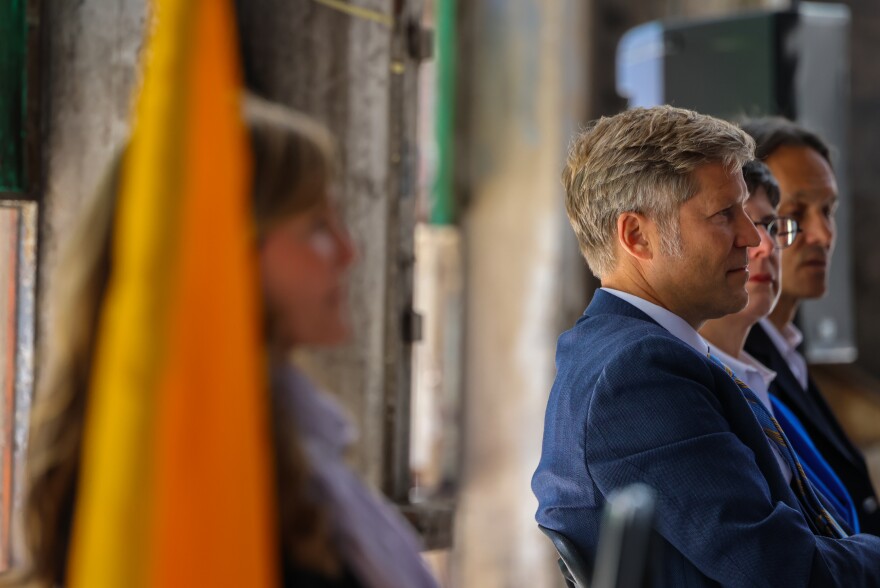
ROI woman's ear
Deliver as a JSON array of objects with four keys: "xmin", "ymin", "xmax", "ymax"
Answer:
[{"xmin": 616, "ymin": 212, "xmax": 655, "ymax": 262}]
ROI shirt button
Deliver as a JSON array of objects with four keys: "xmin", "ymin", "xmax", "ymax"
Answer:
[{"xmin": 863, "ymin": 497, "xmax": 878, "ymax": 514}]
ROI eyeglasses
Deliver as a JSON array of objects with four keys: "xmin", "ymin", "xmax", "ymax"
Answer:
[{"xmin": 753, "ymin": 216, "xmax": 801, "ymax": 249}]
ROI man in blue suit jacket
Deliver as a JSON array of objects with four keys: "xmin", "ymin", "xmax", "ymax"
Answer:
[{"xmin": 532, "ymin": 106, "xmax": 880, "ymax": 586}]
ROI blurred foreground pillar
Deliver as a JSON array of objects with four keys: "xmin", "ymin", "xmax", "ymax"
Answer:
[{"xmin": 451, "ymin": 1, "xmax": 588, "ymax": 586}]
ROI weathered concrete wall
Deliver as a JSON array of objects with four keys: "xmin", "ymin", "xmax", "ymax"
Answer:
[
  {"xmin": 32, "ymin": 2, "xmax": 145, "ymax": 564},
  {"xmin": 39, "ymin": 0, "xmax": 146, "ymax": 345},
  {"xmin": 238, "ymin": 0, "xmax": 394, "ymax": 489},
  {"xmin": 39, "ymin": 0, "xmax": 416, "ymax": 495},
  {"xmin": 237, "ymin": 0, "xmax": 422, "ymax": 496},
  {"xmin": 39, "ymin": 0, "xmax": 422, "ymax": 522}
]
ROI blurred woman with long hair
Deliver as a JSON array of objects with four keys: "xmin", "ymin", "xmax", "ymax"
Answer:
[{"xmin": 17, "ymin": 96, "xmax": 438, "ymax": 588}]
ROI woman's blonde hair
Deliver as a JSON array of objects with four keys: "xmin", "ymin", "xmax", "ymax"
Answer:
[
  {"xmin": 245, "ymin": 95, "xmax": 337, "ymax": 237},
  {"xmin": 17, "ymin": 95, "xmax": 341, "ymax": 586}
]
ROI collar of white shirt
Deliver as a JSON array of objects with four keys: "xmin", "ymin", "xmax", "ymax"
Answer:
[
  {"xmin": 758, "ymin": 316, "xmax": 809, "ymax": 390},
  {"xmin": 759, "ymin": 316, "xmax": 804, "ymax": 351},
  {"xmin": 707, "ymin": 346, "xmax": 777, "ymax": 411},
  {"xmin": 601, "ymin": 288, "xmax": 709, "ymax": 356}
]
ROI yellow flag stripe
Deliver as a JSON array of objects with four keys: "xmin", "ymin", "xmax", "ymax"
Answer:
[{"xmin": 66, "ymin": 1, "xmax": 198, "ymax": 585}]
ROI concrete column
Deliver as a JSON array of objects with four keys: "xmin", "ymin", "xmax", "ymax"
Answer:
[
  {"xmin": 39, "ymin": 0, "xmax": 146, "ymax": 339},
  {"xmin": 452, "ymin": 1, "xmax": 587, "ymax": 586}
]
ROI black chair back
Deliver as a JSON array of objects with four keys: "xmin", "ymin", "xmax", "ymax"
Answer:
[
  {"xmin": 539, "ymin": 483, "xmax": 659, "ymax": 588},
  {"xmin": 538, "ymin": 524, "xmax": 593, "ymax": 588},
  {"xmin": 591, "ymin": 483, "xmax": 657, "ymax": 588}
]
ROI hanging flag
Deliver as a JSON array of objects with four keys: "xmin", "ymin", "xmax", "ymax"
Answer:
[{"xmin": 67, "ymin": 0, "xmax": 279, "ymax": 585}]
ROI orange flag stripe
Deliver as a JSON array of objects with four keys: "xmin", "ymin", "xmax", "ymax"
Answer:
[{"xmin": 148, "ymin": 0, "xmax": 279, "ymax": 585}]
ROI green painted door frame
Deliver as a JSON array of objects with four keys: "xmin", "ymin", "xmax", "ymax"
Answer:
[
  {"xmin": 431, "ymin": 0, "xmax": 455, "ymax": 225},
  {"xmin": 0, "ymin": 0, "xmax": 27, "ymax": 192}
]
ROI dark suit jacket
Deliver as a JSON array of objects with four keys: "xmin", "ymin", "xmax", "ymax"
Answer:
[
  {"xmin": 533, "ymin": 290, "xmax": 880, "ymax": 587},
  {"xmin": 745, "ymin": 321, "xmax": 880, "ymax": 534}
]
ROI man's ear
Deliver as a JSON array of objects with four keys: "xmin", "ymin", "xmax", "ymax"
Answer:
[{"xmin": 616, "ymin": 212, "xmax": 654, "ymax": 261}]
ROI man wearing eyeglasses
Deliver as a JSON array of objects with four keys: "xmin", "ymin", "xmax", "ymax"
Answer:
[{"xmin": 741, "ymin": 118, "xmax": 880, "ymax": 535}]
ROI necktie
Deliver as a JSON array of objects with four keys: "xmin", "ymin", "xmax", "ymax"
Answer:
[
  {"xmin": 707, "ymin": 353, "xmax": 847, "ymax": 538},
  {"xmin": 770, "ymin": 395, "xmax": 860, "ymax": 533}
]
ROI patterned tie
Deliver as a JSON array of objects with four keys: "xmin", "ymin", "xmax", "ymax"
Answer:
[{"xmin": 707, "ymin": 353, "xmax": 847, "ymax": 538}]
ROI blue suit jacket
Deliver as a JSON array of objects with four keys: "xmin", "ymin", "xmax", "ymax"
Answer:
[{"xmin": 532, "ymin": 290, "xmax": 880, "ymax": 586}]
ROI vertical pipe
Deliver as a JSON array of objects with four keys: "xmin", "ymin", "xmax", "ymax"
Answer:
[
  {"xmin": 431, "ymin": 0, "xmax": 455, "ymax": 224},
  {"xmin": 1, "ymin": 209, "xmax": 20, "ymax": 569}
]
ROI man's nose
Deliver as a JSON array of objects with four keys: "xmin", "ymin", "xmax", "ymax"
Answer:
[
  {"xmin": 802, "ymin": 212, "xmax": 834, "ymax": 248},
  {"xmin": 750, "ymin": 224, "xmax": 775, "ymax": 259},
  {"xmin": 738, "ymin": 213, "xmax": 761, "ymax": 248}
]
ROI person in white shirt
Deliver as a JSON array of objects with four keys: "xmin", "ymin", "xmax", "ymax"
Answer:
[
  {"xmin": 700, "ymin": 159, "xmax": 796, "ymax": 484},
  {"xmin": 741, "ymin": 117, "xmax": 880, "ymax": 533},
  {"xmin": 704, "ymin": 158, "xmax": 863, "ymax": 536}
]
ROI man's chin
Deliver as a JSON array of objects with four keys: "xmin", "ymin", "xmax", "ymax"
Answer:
[
  {"xmin": 788, "ymin": 282, "xmax": 828, "ymax": 301},
  {"xmin": 710, "ymin": 291, "xmax": 749, "ymax": 319}
]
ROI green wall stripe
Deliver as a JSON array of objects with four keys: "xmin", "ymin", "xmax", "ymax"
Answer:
[
  {"xmin": 0, "ymin": 0, "xmax": 27, "ymax": 192},
  {"xmin": 430, "ymin": 0, "xmax": 456, "ymax": 225}
]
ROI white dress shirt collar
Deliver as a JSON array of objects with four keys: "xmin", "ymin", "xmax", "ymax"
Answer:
[
  {"xmin": 758, "ymin": 317, "xmax": 809, "ymax": 391},
  {"xmin": 707, "ymin": 346, "xmax": 776, "ymax": 410},
  {"xmin": 601, "ymin": 288, "xmax": 709, "ymax": 356},
  {"xmin": 760, "ymin": 316, "xmax": 804, "ymax": 349}
]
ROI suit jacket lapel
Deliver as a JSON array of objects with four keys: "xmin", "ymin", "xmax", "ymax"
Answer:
[
  {"xmin": 746, "ymin": 323, "xmax": 862, "ymax": 473},
  {"xmin": 591, "ymin": 294, "xmax": 801, "ymax": 509}
]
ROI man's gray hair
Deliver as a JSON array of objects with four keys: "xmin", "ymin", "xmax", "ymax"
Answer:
[{"xmin": 563, "ymin": 105, "xmax": 755, "ymax": 278}]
